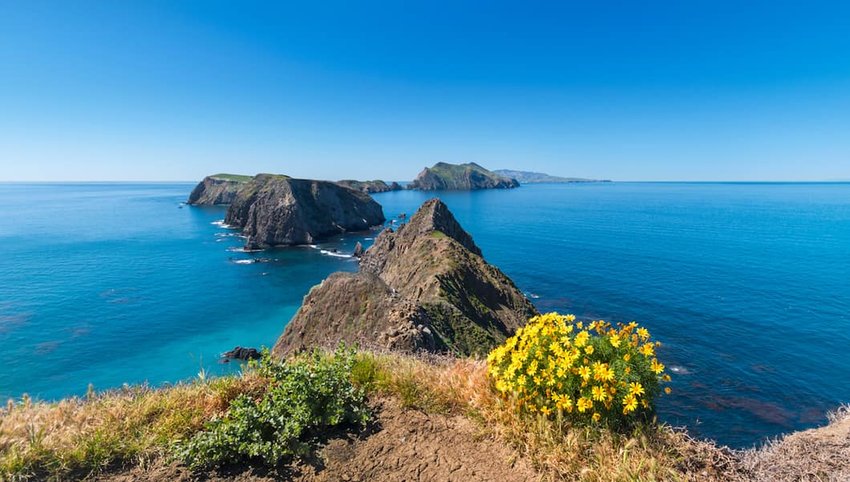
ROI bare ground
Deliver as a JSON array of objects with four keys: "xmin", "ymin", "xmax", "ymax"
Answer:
[{"xmin": 95, "ymin": 398, "xmax": 539, "ymax": 482}]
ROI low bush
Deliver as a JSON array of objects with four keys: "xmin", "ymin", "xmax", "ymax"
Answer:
[
  {"xmin": 176, "ymin": 347, "xmax": 370, "ymax": 469},
  {"xmin": 487, "ymin": 312, "xmax": 671, "ymax": 429}
]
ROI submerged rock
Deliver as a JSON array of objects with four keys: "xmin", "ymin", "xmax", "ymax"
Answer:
[
  {"xmin": 408, "ymin": 162, "xmax": 519, "ymax": 191},
  {"xmin": 224, "ymin": 174, "xmax": 386, "ymax": 250},
  {"xmin": 353, "ymin": 242, "xmax": 364, "ymax": 258},
  {"xmin": 273, "ymin": 198, "xmax": 537, "ymax": 358}
]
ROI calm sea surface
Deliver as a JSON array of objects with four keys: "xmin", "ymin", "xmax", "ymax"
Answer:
[{"xmin": 1, "ymin": 182, "xmax": 848, "ymax": 447}]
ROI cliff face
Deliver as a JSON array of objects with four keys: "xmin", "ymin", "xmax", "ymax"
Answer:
[
  {"xmin": 408, "ymin": 162, "xmax": 519, "ymax": 191},
  {"xmin": 224, "ymin": 174, "xmax": 386, "ymax": 249},
  {"xmin": 186, "ymin": 174, "xmax": 252, "ymax": 205},
  {"xmin": 336, "ymin": 180, "xmax": 403, "ymax": 194},
  {"xmin": 273, "ymin": 198, "xmax": 537, "ymax": 358}
]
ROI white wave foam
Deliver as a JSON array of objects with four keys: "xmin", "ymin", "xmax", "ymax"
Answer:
[
  {"xmin": 211, "ymin": 220, "xmax": 237, "ymax": 229},
  {"xmin": 320, "ymin": 250, "xmax": 352, "ymax": 258},
  {"xmin": 227, "ymin": 247, "xmax": 264, "ymax": 253},
  {"xmin": 232, "ymin": 259, "xmax": 254, "ymax": 265}
]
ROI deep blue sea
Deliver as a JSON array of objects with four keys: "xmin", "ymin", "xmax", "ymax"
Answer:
[{"xmin": 1, "ymin": 182, "xmax": 848, "ymax": 448}]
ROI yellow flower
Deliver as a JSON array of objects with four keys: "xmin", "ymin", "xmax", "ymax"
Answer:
[
  {"xmin": 651, "ymin": 359, "xmax": 665, "ymax": 374},
  {"xmin": 628, "ymin": 382, "xmax": 645, "ymax": 397},
  {"xmin": 622, "ymin": 394, "xmax": 638, "ymax": 413},
  {"xmin": 623, "ymin": 353, "xmax": 631, "ymax": 362},
  {"xmin": 578, "ymin": 365, "xmax": 592, "ymax": 380},
  {"xmin": 540, "ymin": 406, "xmax": 551, "ymax": 416},
  {"xmin": 574, "ymin": 330, "xmax": 589, "ymax": 347},
  {"xmin": 640, "ymin": 343, "xmax": 655, "ymax": 357},
  {"xmin": 637, "ymin": 327, "xmax": 650, "ymax": 340},
  {"xmin": 592, "ymin": 412, "xmax": 601, "ymax": 423},
  {"xmin": 591, "ymin": 385, "xmax": 606, "ymax": 401},
  {"xmin": 577, "ymin": 397, "xmax": 593, "ymax": 413},
  {"xmin": 662, "ymin": 374, "xmax": 671, "ymax": 382},
  {"xmin": 664, "ymin": 387, "xmax": 672, "ymax": 394},
  {"xmin": 585, "ymin": 345, "xmax": 594, "ymax": 355},
  {"xmin": 609, "ymin": 334, "xmax": 621, "ymax": 348}
]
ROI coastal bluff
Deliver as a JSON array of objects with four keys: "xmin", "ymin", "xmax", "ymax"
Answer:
[
  {"xmin": 408, "ymin": 162, "xmax": 520, "ymax": 190},
  {"xmin": 223, "ymin": 174, "xmax": 385, "ymax": 249},
  {"xmin": 186, "ymin": 173, "xmax": 252, "ymax": 205},
  {"xmin": 273, "ymin": 198, "xmax": 538, "ymax": 358}
]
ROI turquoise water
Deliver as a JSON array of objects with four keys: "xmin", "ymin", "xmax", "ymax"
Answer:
[{"xmin": 1, "ymin": 182, "xmax": 849, "ymax": 447}]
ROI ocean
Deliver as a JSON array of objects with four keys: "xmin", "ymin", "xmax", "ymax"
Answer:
[{"xmin": 0, "ymin": 181, "xmax": 848, "ymax": 448}]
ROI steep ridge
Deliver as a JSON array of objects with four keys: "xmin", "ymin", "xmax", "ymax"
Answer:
[{"xmin": 273, "ymin": 198, "xmax": 537, "ymax": 358}]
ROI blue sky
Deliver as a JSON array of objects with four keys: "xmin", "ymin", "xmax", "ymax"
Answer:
[{"xmin": 1, "ymin": 1, "xmax": 849, "ymax": 181}]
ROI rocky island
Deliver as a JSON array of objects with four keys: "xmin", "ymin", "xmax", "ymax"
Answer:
[
  {"xmin": 408, "ymin": 162, "xmax": 520, "ymax": 190},
  {"xmin": 336, "ymin": 179, "xmax": 403, "ymax": 193},
  {"xmin": 273, "ymin": 198, "xmax": 537, "ymax": 357},
  {"xmin": 186, "ymin": 173, "xmax": 252, "ymax": 205},
  {"xmin": 493, "ymin": 169, "xmax": 612, "ymax": 184},
  {"xmin": 189, "ymin": 173, "xmax": 386, "ymax": 249},
  {"xmin": 222, "ymin": 174, "xmax": 385, "ymax": 249}
]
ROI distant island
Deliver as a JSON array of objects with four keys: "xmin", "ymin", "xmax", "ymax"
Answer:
[
  {"xmin": 409, "ymin": 162, "xmax": 519, "ymax": 190},
  {"xmin": 336, "ymin": 179, "xmax": 403, "ymax": 193},
  {"xmin": 493, "ymin": 169, "xmax": 611, "ymax": 184}
]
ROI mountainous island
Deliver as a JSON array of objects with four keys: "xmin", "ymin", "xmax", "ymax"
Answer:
[
  {"xmin": 493, "ymin": 169, "xmax": 612, "ymax": 184},
  {"xmin": 274, "ymin": 198, "xmax": 537, "ymax": 358},
  {"xmin": 189, "ymin": 173, "xmax": 385, "ymax": 248},
  {"xmin": 408, "ymin": 162, "xmax": 520, "ymax": 190}
]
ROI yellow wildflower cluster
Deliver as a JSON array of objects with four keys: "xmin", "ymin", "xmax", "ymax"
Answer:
[{"xmin": 487, "ymin": 313, "xmax": 671, "ymax": 426}]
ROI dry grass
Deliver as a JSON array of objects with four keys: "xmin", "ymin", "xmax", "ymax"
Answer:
[
  {"xmin": 351, "ymin": 351, "xmax": 744, "ymax": 481},
  {"xmin": 3, "ymin": 349, "xmax": 847, "ymax": 481},
  {"xmin": 739, "ymin": 405, "xmax": 850, "ymax": 482},
  {"xmin": 0, "ymin": 373, "xmax": 267, "ymax": 481}
]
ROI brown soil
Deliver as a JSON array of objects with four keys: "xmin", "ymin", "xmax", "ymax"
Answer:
[{"xmin": 94, "ymin": 398, "xmax": 539, "ymax": 482}]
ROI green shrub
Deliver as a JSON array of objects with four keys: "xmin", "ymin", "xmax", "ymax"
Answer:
[{"xmin": 176, "ymin": 347, "xmax": 370, "ymax": 469}]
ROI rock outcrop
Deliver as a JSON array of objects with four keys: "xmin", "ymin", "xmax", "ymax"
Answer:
[
  {"xmin": 408, "ymin": 162, "xmax": 519, "ymax": 191},
  {"xmin": 224, "ymin": 174, "xmax": 385, "ymax": 250},
  {"xmin": 273, "ymin": 199, "xmax": 537, "ymax": 358},
  {"xmin": 336, "ymin": 180, "xmax": 403, "ymax": 193},
  {"xmin": 187, "ymin": 174, "xmax": 252, "ymax": 205}
]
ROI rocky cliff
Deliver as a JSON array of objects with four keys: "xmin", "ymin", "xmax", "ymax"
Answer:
[
  {"xmin": 336, "ymin": 180, "xmax": 403, "ymax": 193},
  {"xmin": 408, "ymin": 162, "xmax": 519, "ymax": 190},
  {"xmin": 273, "ymin": 198, "xmax": 537, "ymax": 358},
  {"xmin": 186, "ymin": 174, "xmax": 252, "ymax": 205},
  {"xmin": 223, "ymin": 174, "xmax": 385, "ymax": 249}
]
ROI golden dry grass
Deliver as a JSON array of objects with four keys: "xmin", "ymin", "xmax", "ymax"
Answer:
[
  {"xmin": 0, "ymin": 373, "xmax": 267, "ymax": 481},
  {"xmin": 4, "ymin": 349, "xmax": 846, "ymax": 481},
  {"xmin": 351, "ymin": 351, "xmax": 743, "ymax": 481}
]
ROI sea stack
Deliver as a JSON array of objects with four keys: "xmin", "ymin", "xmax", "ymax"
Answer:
[
  {"xmin": 273, "ymin": 198, "xmax": 538, "ymax": 358},
  {"xmin": 224, "ymin": 174, "xmax": 385, "ymax": 250}
]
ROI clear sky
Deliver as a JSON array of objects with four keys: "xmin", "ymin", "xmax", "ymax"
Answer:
[{"xmin": 1, "ymin": 1, "xmax": 849, "ymax": 182}]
